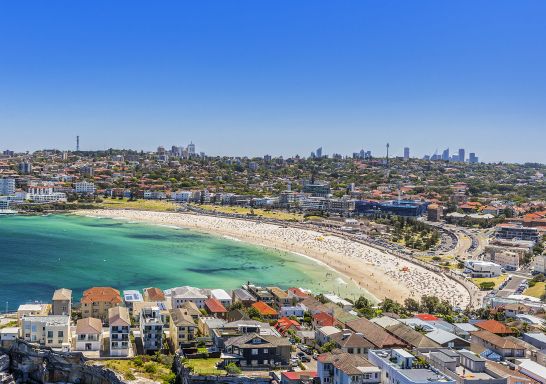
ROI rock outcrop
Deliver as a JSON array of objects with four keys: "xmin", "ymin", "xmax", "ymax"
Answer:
[{"xmin": 1, "ymin": 340, "xmax": 125, "ymax": 384}]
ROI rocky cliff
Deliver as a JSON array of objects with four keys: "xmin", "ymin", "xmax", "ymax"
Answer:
[{"xmin": 1, "ymin": 340, "xmax": 125, "ymax": 384}]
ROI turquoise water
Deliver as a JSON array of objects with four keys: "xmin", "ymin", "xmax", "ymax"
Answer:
[{"xmin": 0, "ymin": 215, "xmax": 365, "ymax": 310}]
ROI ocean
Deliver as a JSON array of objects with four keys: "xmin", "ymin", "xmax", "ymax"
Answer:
[{"xmin": 0, "ymin": 214, "xmax": 365, "ymax": 310}]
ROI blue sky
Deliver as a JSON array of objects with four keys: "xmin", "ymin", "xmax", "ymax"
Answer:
[{"xmin": 0, "ymin": 1, "xmax": 545, "ymax": 163}]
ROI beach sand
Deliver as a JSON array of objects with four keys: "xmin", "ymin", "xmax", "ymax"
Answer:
[{"xmin": 74, "ymin": 209, "xmax": 471, "ymax": 307}]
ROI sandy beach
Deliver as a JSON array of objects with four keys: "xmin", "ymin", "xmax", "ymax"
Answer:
[{"xmin": 74, "ymin": 209, "xmax": 471, "ymax": 307}]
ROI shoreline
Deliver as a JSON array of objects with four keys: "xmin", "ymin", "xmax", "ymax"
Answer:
[{"xmin": 73, "ymin": 209, "xmax": 471, "ymax": 307}]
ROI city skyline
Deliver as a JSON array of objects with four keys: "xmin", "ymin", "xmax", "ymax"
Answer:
[{"xmin": 1, "ymin": 1, "xmax": 545, "ymax": 163}]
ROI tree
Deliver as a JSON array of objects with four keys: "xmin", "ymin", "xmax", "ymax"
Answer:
[
  {"xmin": 225, "ymin": 362, "xmax": 242, "ymax": 375},
  {"xmin": 404, "ymin": 298, "xmax": 420, "ymax": 312}
]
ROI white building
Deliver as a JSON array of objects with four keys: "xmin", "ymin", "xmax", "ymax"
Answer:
[
  {"xmin": 464, "ymin": 260, "xmax": 502, "ymax": 278},
  {"xmin": 109, "ymin": 306, "xmax": 131, "ymax": 357},
  {"xmin": 74, "ymin": 181, "xmax": 96, "ymax": 194},
  {"xmin": 169, "ymin": 286, "xmax": 208, "ymax": 309},
  {"xmin": 210, "ymin": 289, "xmax": 232, "ymax": 308},
  {"xmin": 489, "ymin": 251, "xmax": 520, "ymax": 270},
  {"xmin": 75, "ymin": 317, "xmax": 103, "ymax": 351},
  {"xmin": 20, "ymin": 315, "xmax": 71, "ymax": 349},
  {"xmin": 533, "ymin": 255, "xmax": 546, "ymax": 274},
  {"xmin": 0, "ymin": 178, "xmax": 15, "ymax": 195},
  {"xmin": 140, "ymin": 306, "xmax": 164, "ymax": 353},
  {"xmin": 171, "ymin": 190, "xmax": 192, "ymax": 202}
]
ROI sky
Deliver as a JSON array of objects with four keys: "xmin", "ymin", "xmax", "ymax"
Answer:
[{"xmin": 0, "ymin": 1, "xmax": 545, "ymax": 163}]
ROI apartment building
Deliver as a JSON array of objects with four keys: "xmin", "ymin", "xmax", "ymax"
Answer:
[
  {"xmin": 74, "ymin": 181, "xmax": 96, "ymax": 194},
  {"xmin": 140, "ymin": 306, "xmax": 164, "ymax": 353},
  {"xmin": 169, "ymin": 308, "xmax": 197, "ymax": 350},
  {"xmin": 0, "ymin": 178, "xmax": 15, "ymax": 195},
  {"xmin": 20, "ymin": 315, "xmax": 70, "ymax": 349},
  {"xmin": 52, "ymin": 288, "xmax": 72, "ymax": 316},
  {"xmin": 169, "ymin": 286, "xmax": 207, "ymax": 309},
  {"xmin": 109, "ymin": 306, "xmax": 131, "ymax": 357},
  {"xmin": 81, "ymin": 287, "xmax": 123, "ymax": 322},
  {"xmin": 75, "ymin": 317, "xmax": 103, "ymax": 351}
]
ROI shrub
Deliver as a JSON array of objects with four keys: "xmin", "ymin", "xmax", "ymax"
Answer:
[
  {"xmin": 133, "ymin": 356, "xmax": 144, "ymax": 367},
  {"xmin": 144, "ymin": 362, "xmax": 158, "ymax": 374}
]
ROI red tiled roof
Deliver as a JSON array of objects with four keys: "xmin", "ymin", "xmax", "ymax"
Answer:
[
  {"xmin": 275, "ymin": 317, "xmax": 301, "ymax": 335},
  {"xmin": 474, "ymin": 319, "xmax": 514, "ymax": 335},
  {"xmin": 204, "ymin": 298, "xmax": 227, "ymax": 313},
  {"xmin": 252, "ymin": 301, "xmax": 278, "ymax": 316},
  {"xmin": 313, "ymin": 312, "xmax": 335, "ymax": 327},
  {"xmin": 81, "ymin": 287, "xmax": 122, "ymax": 304},
  {"xmin": 415, "ymin": 314, "xmax": 439, "ymax": 321}
]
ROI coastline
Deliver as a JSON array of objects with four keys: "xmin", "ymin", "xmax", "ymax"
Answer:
[{"xmin": 73, "ymin": 209, "xmax": 471, "ymax": 307}]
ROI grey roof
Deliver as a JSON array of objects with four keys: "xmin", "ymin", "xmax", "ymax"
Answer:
[
  {"xmin": 429, "ymin": 351, "xmax": 457, "ymax": 363},
  {"xmin": 523, "ymin": 332, "xmax": 546, "ymax": 343},
  {"xmin": 454, "ymin": 323, "xmax": 479, "ymax": 332},
  {"xmin": 233, "ymin": 288, "xmax": 256, "ymax": 301},
  {"xmin": 425, "ymin": 329, "xmax": 465, "ymax": 345},
  {"xmin": 52, "ymin": 288, "xmax": 72, "ymax": 301},
  {"xmin": 224, "ymin": 333, "xmax": 290, "ymax": 348},
  {"xmin": 458, "ymin": 349, "xmax": 486, "ymax": 362}
]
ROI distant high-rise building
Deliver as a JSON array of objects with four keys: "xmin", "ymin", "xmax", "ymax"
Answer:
[
  {"xmin": 157, "ymin": 146, "xmax": 165, "ymax": 155},
  {"xmin": 403, "ymin": 147, "xmax": 410, "ymax": 160},
  {"xmin": 316, "ymin": 147, "xmax": 323, "ymax": 158},
  {"xmin": 76, "ymin": 136, "xmax": 80, "ymax": 151},
  {"xmin": 2, "ymin": 150, "xmax": 14, "ymax": 157},
  {"xmin": 19, "ymin": 162, "xmax": 32, "ymax": 174},
  {"xmin": 0, "ymin": 178, "xmax": 15, "ymax": 195},
  {"xmin": 469, "ymin": 153, "xmax": 479, "ymax": 163},
  {"xmin": 187, "ymin": 142, "xmax": 196, "ymax": 156},
  {"xmin": 441, "ymin": 148, "xmax": 450, "ymax": 161},
  {"xmin": 458, "ymin": 148, "xmax": 465, "ymax": 163}
]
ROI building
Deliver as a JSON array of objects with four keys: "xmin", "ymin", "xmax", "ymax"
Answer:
[
  {"xmin": 123, "ymin": 290, "xmax": 144, "ymax": 312},
  {"xmin": 330, "ymin": 331, "xmax": 375, "ymax": 355},
  {"xmin": 404, "ymin": 147, "xmax": 410, "ymax": 160},
  {"xmin": 318, "ymin": 351, "xmax": 381, "ymax": 384},
  {"xmin": 464, "ymin": 260, "xmax": 502, "ymax": 278},
  {"xmin": 108, "ymin": 306, "xmax": 131, "ymax": 357},
  {"xmin": 522, "ymin": 332, "xmax": 546, "ymax": 350},
  {"xmin": 274, "ymin": 317, "xmax": 301, "ymax": 336},
  {"xmin": 0, "ymin": 178, "xmax": 15, "ymax": 195},
  {"xmin": 232, "ymin": 288, "xmax": 257, "ymax": 307},
  {"xmin": 210, "ymin": 288, "xmax": 232, "ymax": 308},
  {"xmin": 495, "ymin": 224, "xmax": 540, "ymax": 243},
  {"xmin": 19, "ymin": 161, "xmax": 32, "ymax": 174},
  {"xmin": 204, "ymin": 298, "xmax": 228, "ymax": 318},
  {"xmin": 355, "ymin": 200, "xmax": 429, "ymax": 217},
  {"xmin": 489, "ymin": 251, "xmax": 520, "ymax": 270},
  {"xmin": 52, "ymin": 288, "xmax": 72, "ymax": 316},
  {"xmin": 81, "ymin": 287, "xmax": 123, "ymax": 322},
  {"xmin": 75, "ymin": 317, "xmax": 103, "ymax": 352},
  {"xmin": 424, "ymin": 329, "xmax": 470, "ymax": 349},
  {"xmin": 268, "ymin": 287, "xmax": 291, "ymax": 308},
  {"xmin": 20, "ymin": 315, "xmax": 70, "ymax": 349},
  {"xmin": 223, "ymin": 333, "xmax": 291, "ymax": 369},
  {"xmin": 17, "ymin": 303, "xmax": 51, "ymax": 324},
  {"xmin": 470, "ymin": 330, "xmax": 525, "ymax": 359},
  {"xmin": 251, "ymin": 301, "xmax": 278, "ymax": 319},
  {"xmin": 346, "ymin": 317, "xmax": 407, "ymax": 349},
  {"xmin": 515, "ymin": 359, "xmax": 546, "ymax": 384},
  {"xmin": 474, "ymin": 320, "xmax": 515, "ymax": 336},
  {"xmin": 74, "ymin": 181, "xmax": 96, "ymax": 194},
  {"xmin": 169, "ymin": 286, "xmax": 208, "ymax": 309},
  {"xmin": 169, "ymin": 308, "xmax": 197, "ymax": 350},
  {"xmin": 469, "ymin": 153, "xmax": 478, "ymax": 163},
  {"xmin": 143, "ymin": 287, "xmax": 165, "ymax": 302},
  {"xmin": 302, "ymin": 181, "xmax": 331, "ymax": 198},
  {"xmin": 140, "ymin": 306, "xmax": 164, "ymax": 353},
  {"xmin": 281, "ymin": 371, "xmax": 318, "ymax": 384},
  {"xmin": 458, "ymin": 149, "xmax": 465, "ymax": 163},
  {"xmin": 368, "ymin": 349, "xmax": 455, "ymax": 384},
  {"xmin": 427, "ymin": 204, "xmax": 443, "ymax": 222}
]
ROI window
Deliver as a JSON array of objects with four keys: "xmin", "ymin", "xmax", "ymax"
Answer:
[
  {"xmin": 58, "ymin": 331, "xmax": 64, "ymax": 338},
  {"xmin": 47, "ymin": 331, "xmax": 53, "ymax": 338},
  {"xmin": 264, "ymin": 349, "xmax": 268, "ymax": 354},
  {"xmin": 251, "ymin": 349, "xmax": 259, "ymax": 355},
  {"xmin": 263, "ymin": 360, "xmax": 268, "ymax": 365}
]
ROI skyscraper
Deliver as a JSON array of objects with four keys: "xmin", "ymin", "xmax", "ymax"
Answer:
[
  {"xmin": 458, "ymin": 148, "xmax": 465, "ymax": 163},
  {"xmin": 316, "ymin": 147, "xmax": 323, "ymax": 158},
  {"xmin": 187, "ymin": 142, "xmax": 196, "ymax": 156},
  {"xmin": 469, "ymin": 153, "xmax": 479, "ymax": 163},
  {"xmin": 403, "ymin": 147, "xmax": 410, "ymax": 160},
  {"xmin": 442, "ymin": 148, "xmax": 450, "ymax": 161}
]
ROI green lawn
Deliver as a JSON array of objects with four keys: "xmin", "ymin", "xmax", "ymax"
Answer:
[
  {"xmin": 184, "ymin": 358, "xmax": 225, "ymax": 375},
  {"xmin": 524, "ymin": 282, "xmax": 546, "ymax": 298},
  {"xmin": 471, "ymin": 275, "xmax": 508, "ymax": 289},
  {"xmin": 95, "ymin": 198, "xmax": 176, "ymax": 212},
  {"xmin": 99, "ymin": 358, "xmax": 175, "ymax": 383}
]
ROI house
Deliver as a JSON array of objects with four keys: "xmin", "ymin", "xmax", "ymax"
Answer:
[
  {"xmin": 301, "ymin": 297, "xmax": 332, "ymax": 315},
  {"xmin": 52, "ymin": 288, "xmax": 72, "ymax": 316},
  {"xmin": 287, "ymin": 287, "xmax": 309, "ymax": 301},
  {"xmin": 323, "ymin": 294, "xmax": 354, "ymax": 311},
  {"xmin": 223, "ymin": 333, "xmax": 291, "ymax": 369},
  {"xmin": 81, "ymin": 287, "xmax": 123, "ymax": 322},
  {"xmin": 232, "ymin": 288, "xmax": 257, "ymax": 307},
  {"xmin": 515, "ymin": 359, "xmax": 546, "ymax": 384},
  {"xmin": 75, "ymin": 317, "xmax": 102, "ymax": 352},
  {"xmin": 281, "ymin": 371, "xmax": 318, "ymax": 384},
  {"xmin": 210, "ymin": 289, "xmax": 232, "ymax": 308},
  {"xmin": 280, "ymin": 305, "xmax": 306, "ymax": 318},
  {"xmin": 503, "ymin": 303, "xmax": 534, "ymax": 319},
  {"xmin": 198, "ymin": 317, "xmax": 227, "ymax": 337},
  {"xmin": 515, "ymin": 314, "xmax": 544, "ymax": 327},
  {"xmin": 274, "ymin": 317, "xmax": 301, "ymax": 336},
  {"xmin": 123, "ymin": 290, "xmax": 144, "ymax": 312},
  {"xmin": 522, "ymin": 332, "xmax": 546, "ymax": 350},
  {"xmin": 0, "ymin": 327, "xmax": 18, "ymax": 348},
  {"xmin": 140, "ymin": 307, "xmax": 164, "ymax": 353},
  {"xmin": 268, "ymin": 287, "xmax": 292, "ymax": 308},
  {"xmin": 204, "ymin": 298, "xmax": 228, "ymax": 318},
  {"xmin": 329, "ymin": 331, "xmax": 375, "ymax": 355},
  {"xmin": 368, "ymin": 349, "xmax": 456, "ymax": 384},
  {"xmin": 143, "ymin": 287, "xmax": 165, "ymax": 302},
  {"xmin": 169, "ymin": 286, "xmax": 207, "ymax": 309},
  {"xmin": 211, "ymin": 320, "xmax": 277, "ymax": 351},
  {"xmin": 313, "ymin": 312, "xmax": 335, "ymax": 328},
  {"xmin": 424, "ymin": 329, "xmax": 470, "ymax": 349},
  {"xmin": 108, "ymin": 306, "xmax": 131, "ymax": 357},
  {"xmin": 179, "ymin": 301, "xmax": 202, "ymax": 322},
  {"xmin": 245, "ymin": 284, "xmax": 275, "ymax": 306},
  {"xmin": 17, "ymin": 303, "xmax": 51, "ymax": 324},
  {"xmin": 316, "ymin": 326, "xmax": 342, "ymax": 346},
  {"xmin": 169, "ymin": 308, "xmax": 197, "ymax": 350},
  {"xmin": 132, "ymin": 301, "xmax": 170, "ymax": 326},
  {"xmin": 383, "ymin": 323, "xmax": 441, "ymax": 349},
  {"xmin": 318, "ymin": 351, "xmax": 381, "ymax": 384},
  {"xmin": 470, "ymin": 330, "xmax": 525, "ymax": 359},
  {"xmin": 453, "ymin": 323, "xmax": 479, "ymax": 340},
  {"xmin": 464, "ymin": 261, "xmax": 502, "ymax": 278},
  {"xmin": 474, "ymin": 320, "xmax": 515, "ymax": 336},
  {"xmin": 252, "ymin": 301, "xmax": 278, "ymax": 319},
  {"xmin": 346, "ymin": 318, "xmax": 407, "ymax": 349},
  {"xmin": 20, "ymin": 315, "xmax": 70, "ymax": 349}
]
